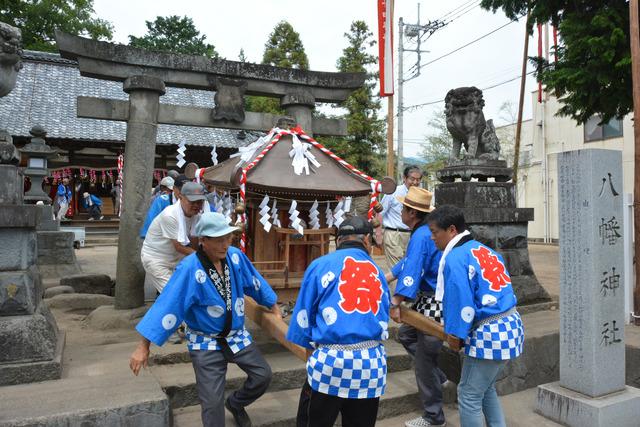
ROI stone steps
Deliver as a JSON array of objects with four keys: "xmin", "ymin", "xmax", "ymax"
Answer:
[
  {"xmin": 172, "ymin": 369, "xmax": 421, "ymax": 427},
  {"xmin": 152, "ymin": 340, "xmax": 413, "ymax": 410}
]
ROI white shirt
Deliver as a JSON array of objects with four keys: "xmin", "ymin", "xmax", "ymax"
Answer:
[
  {"xmin": 141, "ymin": 203, "xmax": 200, "ymax": 265},
  {"xmin": 380, "ymin": 184, "xmax": 410, "ymax": 230}
]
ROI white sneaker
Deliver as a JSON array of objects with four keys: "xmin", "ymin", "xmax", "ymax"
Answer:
[
  {"xmin": 88, "ymin": 217, "xmax": 94, "ymax": 221},
  {"xmin": 405, "ymin": 416, "xmax": 446, "ymax": 427},
  {"xmin": 99, "ymin": 215, "xmax": 104, "ymax": 220}
]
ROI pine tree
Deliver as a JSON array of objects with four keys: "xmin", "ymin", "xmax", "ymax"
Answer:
[
  {"xmin": 238, "ymin": 48, "xmax": 247, "ymax": 62},
  {"xmin": 320, "ymin": 21, "xmax": 386, "ymax": 177},
  {"xmin": 246, "ymin": 20, "xmax": 309, "ymax": 114},
  {"xmin": 262, "ymin": 21, "xmax": 309, "ymax": 69},
  {"xmin": 129, "ymin": 16, "xmax": 218, "ymax": 58}
]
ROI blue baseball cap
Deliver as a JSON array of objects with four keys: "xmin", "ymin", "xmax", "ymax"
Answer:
[{"xmin": 195, "ymin": 212, "xmax": 239, "ymax": 237}]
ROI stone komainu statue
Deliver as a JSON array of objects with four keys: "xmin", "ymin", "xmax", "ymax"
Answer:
[
  {"xmin": 444, "ymin": 87, "xmax": 500, "ymax": 161},
  {"xmin": 0, "ymin": 22, "xmax": 23, "ymax": 98}
]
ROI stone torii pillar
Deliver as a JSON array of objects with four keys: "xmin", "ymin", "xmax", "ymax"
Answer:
[
  {"xmin": 115, "ymin": 76, "xmax": 165, "ymax": 309},
  {"xmin": 281, "ymin": 89, "xmax": 315, "ymax": 135}
]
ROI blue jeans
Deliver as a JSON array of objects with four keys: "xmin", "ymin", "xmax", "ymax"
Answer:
[{"xmin": 457, "ymin": 356, "xmax": 507, "ymax": 427}]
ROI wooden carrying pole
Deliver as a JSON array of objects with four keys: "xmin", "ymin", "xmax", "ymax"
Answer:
[
  {"xmin": 630, "ymin": 0, "xmax": 640, "ymax": 325},
  {"xmin": 400, "ymin": 306, "xmax": 462, "ymax": 351},
  {"xmin": 244, "ymin": 297, "xmax": 307, "ymax": 361}
]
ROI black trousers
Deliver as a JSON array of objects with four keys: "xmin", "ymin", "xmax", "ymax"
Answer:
[{"xmin": 296, "ymin": 381, "xmax": 380, "ymax": 427}]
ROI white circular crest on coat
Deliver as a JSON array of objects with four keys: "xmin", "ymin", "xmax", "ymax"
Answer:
[
  {"xmin": 403, "ymin": 276, "xmax": 414, "ymax": 287},
  {"xmin": 379, "ymin": 321, "xmax": 389, "ymax": 340},
  {"xmin": 235, "ymin": 298, "xmax": 245, "ymax": 316},
  {"xmin": 253, "ymin": 276, "xmax": 261, "ymax": 291},
  {"xmin": 481, "ymin": 294, "xmax": 498, "ymax": 307},
  {"xmin": 297, "ymin": 309, "xmax": 309, "ymax": 328},
  {"xmin": 195, "ymin": 269, "xmax": 207, "ymax": 284},
  {"xmin": 321, "ymin": 271, "xmax": 335, "ymax": 288},
  {"xmin": 460, "ymin": 306, "xmax": 475, "ymax": 323},
  {"xmin": 322, "ymin": 307, "xmax": 338, "ymax": 325},
  {"xmin": 468, "ymin": 265, "xmax": 476, "ymax": 280},
  {"xmin": 161, "ymin": 314, "xmax": 177, "ymax": 330},
  {"xmin": 207, "ymin": 305, "xmax": 224, "ymax": 318},
  {"xmin": 231, "ymin": 253, "xmax": 240, "ymax": 265}
]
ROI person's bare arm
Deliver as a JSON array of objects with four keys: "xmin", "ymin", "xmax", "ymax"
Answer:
[
  {"xmin": 171, "ymin": 239, "xmax": 195, "ymax": 256},
  {"xmin": 188, "ymin": 236, "xmax": 199, "ymax": 250},
  {"xmin": 129, "ymin": 337, "xmax": 151, "ymax": 376},
  {"xmin": 385, "ymin": 271, "xmax": 397, "ymax": 283},
  {"xmin": 390, "ymin": 295, "xmax": 405, "ymax": 323}
]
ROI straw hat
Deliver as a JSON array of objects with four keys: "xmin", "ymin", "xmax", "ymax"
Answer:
[{"xmin": 396, "ymin": 187, "xmax": 435, "ymax": 212}]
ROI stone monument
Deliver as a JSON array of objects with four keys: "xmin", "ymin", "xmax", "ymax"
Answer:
[
  {"xmin": 536, "ymin": 149, "xmax": 640, "ymax": 426},
  {"xmin": 435, "ymin": 87, "xmax": 549, "ymax": 304},
  {"xmin": 0, "ymin": 21, "xmax": 64, "ymax": 386}
]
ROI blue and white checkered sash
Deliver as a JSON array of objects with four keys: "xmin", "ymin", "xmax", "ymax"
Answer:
[
  {"xmin": 186, "ymin": 326, "xmax": 253, "ymax": 353},
  {"xmin": 465, "ymin": 310, "xmax": 524, "ymax": 360},
  {"xmin": 307, "ymin": 342, "xmax": 387, "ymax": 399}
]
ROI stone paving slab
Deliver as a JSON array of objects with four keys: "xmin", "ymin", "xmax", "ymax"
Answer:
[
  {"xmin": 0, "ymin": 373, "xmax": 169, "ymax": 427},
  {"xmin": 153, "ymin": 340, "xmax": 413, "ymax": 409},
  {"xmin": 173, "ymin": 369, "xmax": 420, "ymax": 427}
]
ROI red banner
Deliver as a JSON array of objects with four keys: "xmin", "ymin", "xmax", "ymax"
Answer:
[{"xmin": 378, "ymin": 0, "xmax": 394, "ymax": 96}]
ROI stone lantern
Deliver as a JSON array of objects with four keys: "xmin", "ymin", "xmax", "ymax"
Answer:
[{"xmin": 19, "ymin": 125, "xmax": 58, "ymax": 204}]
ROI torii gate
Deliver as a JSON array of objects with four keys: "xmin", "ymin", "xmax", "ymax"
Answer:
[{"xmin": 55, "ymin": 31, "xmax": 366, "ymax": 309}]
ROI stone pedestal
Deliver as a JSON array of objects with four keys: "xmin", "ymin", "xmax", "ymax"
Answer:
[
  {"xmin": 435, "ymin": 178, "xmax": 550, "ymax": 304},
  {"xmin": 535, "ymin": 149, "xmax": 640, "ymax": 426},
  {"xmin": 0, "ymin": 166, "xmax": 63, "ymax": 386}
]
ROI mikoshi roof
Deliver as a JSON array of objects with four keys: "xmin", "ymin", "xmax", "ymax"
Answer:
[
  {"xmin": 200, "ymin": 131, "xmax": 390, "ymax": 200},
  {"xmin": 0, "ymin": 50, "xmax": 257, "ymax": 148}
]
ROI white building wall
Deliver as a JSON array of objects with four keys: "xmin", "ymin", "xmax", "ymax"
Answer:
[{"xmin": 501, "ymin": 91, "xmax": 633, "ymax": 241}]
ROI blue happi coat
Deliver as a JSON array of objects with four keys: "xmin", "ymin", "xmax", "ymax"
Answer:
[
  {"xmin": 81, "ymin": 194, "xmax": 102, "ymax": 208},
  {"xmin": 443, "ymin": 239, "xmax": 524, "ymax": 360},
  {"xmin": 287, "ymin": 244, "xmax": 390, "ymax": 399},
  {"xmin": 56, "ymin": 184, "xmax": 72, "ymax": 203},
  {"xmin": 392, "ymin": 224, "xmax": 442, "ymax": 299},
  {"xmin": 140, "ymin": 194, "xmax": 172, "ymax": 238},
  {"xmin": 136, "ymin": 246, "xmax": 277, "ymax": 353}
]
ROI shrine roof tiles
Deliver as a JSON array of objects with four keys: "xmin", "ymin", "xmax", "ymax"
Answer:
[{"xmin": 0, "ymin": 51, "xmax": 256, "ymax": 148}]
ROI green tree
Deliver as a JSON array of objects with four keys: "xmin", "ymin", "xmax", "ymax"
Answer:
[
  {"xmin": 320, "ymin": 21, "xmax": 386, "ymax": 177},
  {"xmin": 246, "ymin": 21, "xmax": 310, "ymax": 114},
  {"xmin": 262, "ymin": 20, "xmax": 309, "ymax": 69},
  {"xmin": 420, "ymin": 109, "xmax": 452, "ymax": 187},
  {"xmin": 480, "ymin": 0, "xmax": 630, "ymax": 124},
  {"xmin": 128, "ymin": 15, "xmax": 218, "ymax": 58},
  {"xmin": 238, "ymin": 48, "xmax": 247, "ymax": 62},
  {"xmin": 0, "ymin": 0, "xmax": 113, "ymax": 52}
]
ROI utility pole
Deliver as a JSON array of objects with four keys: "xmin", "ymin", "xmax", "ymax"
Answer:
[
  {"xmin": 397, "ymin": 17, "xmax": 404, "ymax": 180},
  {"xmin": 629, "ymin": 0, "xmax": 640, "ymax": 325},
  {"xmin": 385, "ymin": 0, "xmax": 395, "ymax": 179},
  {"xmin": 397, "ymin": 4, "xmax": 446, "ymax": 180}
]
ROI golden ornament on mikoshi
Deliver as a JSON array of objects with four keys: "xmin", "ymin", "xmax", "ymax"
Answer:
[{"xmin": 234, "ymin": 203, "xmax": 245, "ymax": 214}]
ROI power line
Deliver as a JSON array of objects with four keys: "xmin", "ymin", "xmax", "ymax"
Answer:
[
  {"xmin": 445, "ymin": 1, "xmax": 481, "ymax": 23},
  {"xmin": 436, "ymin": 0, "xmax": 480, "ymax": 22},
  {"xmin": 402, "ymin": 70, "xmax": 535, "ymax": 112},
  {"xmin": 422, "ymin": 16, "xmax": 524, "ymax": 69}
]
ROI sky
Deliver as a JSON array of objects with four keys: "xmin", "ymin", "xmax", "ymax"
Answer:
[{"xmin": 93, "ymin": 0, "xmax": 541, "ymax": 157}]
